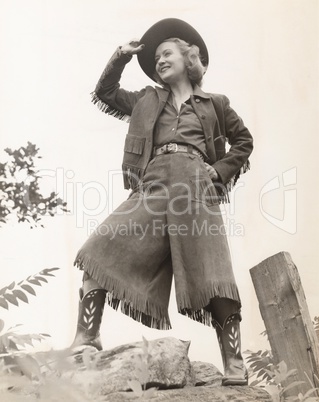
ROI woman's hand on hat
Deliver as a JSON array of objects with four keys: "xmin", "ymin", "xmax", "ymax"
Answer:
[
  {"xmin": 121, "ymin": 40, "xmax": 145, "ymax": 55},
  {"xmin": 204, "ymin": 163, "xmax": 219, "ymax": 181}
]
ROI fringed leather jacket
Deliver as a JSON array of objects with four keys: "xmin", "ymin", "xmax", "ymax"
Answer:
[{"xmin": 91, "ymin": 48, "xmax": 253, "ymax": 202}]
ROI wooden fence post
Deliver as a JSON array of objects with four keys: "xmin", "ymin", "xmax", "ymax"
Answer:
[{"xmin": 250, "ymin": 251, "xmax": 319, "ymax": 396}]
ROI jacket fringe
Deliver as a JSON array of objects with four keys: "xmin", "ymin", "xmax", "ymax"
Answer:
[
  {"xmin": 122, "ymin": 165, "xmax": 144, "ymax": 190},
  {"xmin": 216, "ymin": 159, "xmax": 251, "ymax": 204},
  {"xmin": 74, "ymin": 251, "xmax": 172, "ymax": 330},
  {"xmin": 122, "ymin": 160, "xmax": 251, "ymax": 198},
  {"xmin": 91, "ymin": 91, "xmax": 131, "ymax": 123},
  {"xmin": 178, "ymin": 282, "xmax": 241, "ymax": 327}
]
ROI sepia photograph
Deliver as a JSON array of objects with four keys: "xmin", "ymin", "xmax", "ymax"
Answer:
[{"xmin": 0, "ymin": 0, "xmax": 318, "ymax": 400}]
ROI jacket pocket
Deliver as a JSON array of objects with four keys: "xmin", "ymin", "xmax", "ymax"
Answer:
[{"xmin": 123, "ymin": 135, "xmax": 145, "ymax": 165}]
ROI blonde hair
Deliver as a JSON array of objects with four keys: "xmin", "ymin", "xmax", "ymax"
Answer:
[{"xmin": 153, "ymin": 37, "xmax": 207, "ymax": 87}]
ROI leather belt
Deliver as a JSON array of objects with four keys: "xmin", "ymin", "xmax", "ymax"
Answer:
[{"xmin": 153, "ymin": 143, "xmax": 204, "ymax": 160}]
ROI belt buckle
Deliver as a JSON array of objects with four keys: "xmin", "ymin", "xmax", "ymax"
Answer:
[{"xmin": 166, "ymin": 143, "xmax": 178, "ymax": 153}]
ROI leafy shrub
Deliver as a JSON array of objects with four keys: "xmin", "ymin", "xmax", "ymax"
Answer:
[
  {"xmin": 245, "ymin": 332, "xmax": 319, "ymax": 401},
  {"xmin": 0, "ymin": 142, "xmax": 67, "ymax": 227},
  {"xmin": 0, "ymin": 267, "xmax": 59, "ymax": 310},
  {"xmin": 0, "ymin": 268, "xmax": 60, "ymax": 371}
]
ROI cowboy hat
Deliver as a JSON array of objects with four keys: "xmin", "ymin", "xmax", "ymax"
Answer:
[{"xmin": 137, "ymin": 18, "xmax": 209, "ymax": 81}]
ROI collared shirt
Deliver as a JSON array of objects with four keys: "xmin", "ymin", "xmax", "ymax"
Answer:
[{"xmin": 153, "ymin": 91, "xmax": 208, "ymax": 159}]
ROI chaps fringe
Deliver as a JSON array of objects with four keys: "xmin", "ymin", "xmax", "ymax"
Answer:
[
  {"xmin": 178, "ymin": 282, "xmax": 241, "ymax": 327},
  {"xmin": 74, "ymin": 252, "xmax": 171, "ymax": 330}
]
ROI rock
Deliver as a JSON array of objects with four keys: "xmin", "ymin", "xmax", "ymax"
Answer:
[
  {"xmin": 65, "ymin": 337, "xmax": 195, "ymax": 395},
  {"xmin": 191, "ymin": 361, "xmax": 223, "ymax": 386},
  {"xmin": 12, "ymin": 336, "xmax": 271, "ymax": 401},
  {"xmin": 102, "ymin": 386, "xmax": 272, "ymax": 401}
]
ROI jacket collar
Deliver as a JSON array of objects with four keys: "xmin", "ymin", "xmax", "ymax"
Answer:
[
  {"xmin": 192, "ymin": 84, "xmax": 211, "ymax": 99},
  {"xmin": 155, "ymin": 84, "xmax": 210, "ymax": 100},
  {"xmin": 155, "ymin": 85, "xmax": 170, "ymax": 103}
]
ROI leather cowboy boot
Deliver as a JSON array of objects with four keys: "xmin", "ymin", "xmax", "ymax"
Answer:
[
  {"xmin": 70, "ymin": 288, "xmax": 106, "ymax": 352},
  {"xmin": 209, "ymin": 297, "xmax": 248, "ymax": 386},
  {"xmin": 214, "ymin": 313, "xmax": 248, "ymax": 386}
]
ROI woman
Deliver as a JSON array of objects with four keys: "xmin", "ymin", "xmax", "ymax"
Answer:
[{"xmin": 71, "ymin": 18, "xmax": 253, "ymax": 386}]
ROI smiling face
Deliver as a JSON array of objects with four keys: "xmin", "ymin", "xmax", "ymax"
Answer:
[{"xmin": 155, "ymin": 41, "xmax": 189, "ymax": 85}]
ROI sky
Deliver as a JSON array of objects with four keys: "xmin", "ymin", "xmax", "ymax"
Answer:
[{"xmin": 0, "ymin": 0, "xmax": 318, "ymax": 371}]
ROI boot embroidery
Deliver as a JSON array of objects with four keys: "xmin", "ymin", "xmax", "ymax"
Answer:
[
  {"xmin": 86, "ymin": 290, "xmax": 99, "ymax": 298},
  {"xmin": 228, "ymin": 326, "xmax": 240, "ymax": 355},
  {"xmin": 225, "ymin": 314, "xmax": 235, "ymax": 325},
  {"xmin": 83, "ymin": 301, "xmax": 97, "ymax": 330}
]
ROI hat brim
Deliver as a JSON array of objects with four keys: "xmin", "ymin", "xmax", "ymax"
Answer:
[{"xmin": 137, "ymin": 18, "xmax": 209, "ymax": 82}]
